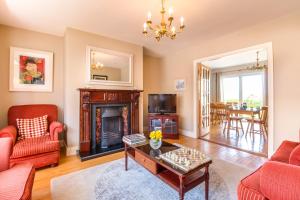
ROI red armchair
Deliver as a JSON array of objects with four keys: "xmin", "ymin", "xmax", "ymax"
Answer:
[
  {"xmin": 0, "ymin": 137, "xmax": 35, "ymax": 200},
  {"xmin": 238, "ymin": 140, "xmax": 300, "ymax": 200},
  {"xmin": 0, "ymin": 104, "xmax": 64, "ymax": 169}
]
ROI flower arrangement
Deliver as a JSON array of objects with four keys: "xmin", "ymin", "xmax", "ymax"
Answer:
[{"xmin": 149, "ymin": 130, "xmax": 162, "ymax": 141}]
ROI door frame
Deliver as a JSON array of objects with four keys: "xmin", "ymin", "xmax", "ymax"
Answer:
[{"xmin": 192, "ymin": 42, "xmax": 274, "ymax": 157}]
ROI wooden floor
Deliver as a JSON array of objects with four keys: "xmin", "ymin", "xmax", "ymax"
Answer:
[
  {"xmin": 201, "ymin": 122, "xmax": 268, "ymax": 157},
  {"xmin": 32, "ymin": 135, "xmax": 267, "ymax": 200}
]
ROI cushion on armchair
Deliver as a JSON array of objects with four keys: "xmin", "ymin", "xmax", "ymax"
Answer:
[
  {"xmin": 16, "ymin": 115, "xmax": 48, "ymax": 140},
  {"xmin": 289, "ymin": 144, "xmax": 300, "ymax": 165},
  {"xmin": 260, "ymin": 161, "xmax": 300, "ymax": 200},
  {"xmin": 11, "ymin": 135, "xmax": 60, "ymax": 159},
  {"xmin": 270, "ymin": 140, "xmax": 299, "ymax": 163}
]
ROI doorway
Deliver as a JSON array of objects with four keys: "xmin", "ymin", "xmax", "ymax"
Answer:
[{"xmin": 193, "ymin": 43, "xmax": 274, "ymax": 157}]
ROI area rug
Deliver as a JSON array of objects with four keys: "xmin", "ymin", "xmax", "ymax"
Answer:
[{"xmin": 51, "ymin": 157, "xmax": 251, "ymax": 200}]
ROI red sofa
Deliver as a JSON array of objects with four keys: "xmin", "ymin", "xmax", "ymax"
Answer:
[
  {"xmin": 238, "ymin": 140, "xmax": 300, "ymax": 200},
  {"xmin": 0, "ymin": 137, "xmax": 35, "ymax": 200},
  {"xmin": 0, "ymin": 104, "xmax": 64, "ymax": 169}
]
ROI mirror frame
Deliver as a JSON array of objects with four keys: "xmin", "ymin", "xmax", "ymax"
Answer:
[{"xmin": 86, "ymin": 46, "xmax": 133, "ymax": 86}]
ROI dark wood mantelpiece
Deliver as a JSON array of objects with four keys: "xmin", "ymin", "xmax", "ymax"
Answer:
[{"xmin": 79, "ymin": 88, "xmax": 142, "ymax": 154}]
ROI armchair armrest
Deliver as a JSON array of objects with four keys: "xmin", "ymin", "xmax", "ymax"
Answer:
[
  {"xmin": 0, "ymin": 125, "xmax": 17, "ymax": 145},
  {"xmin": 49, "ymin": 121, "xmax": 64, "ymax": 141},
  {"xmin": 0, "ymin": 138, "xmax": 13, "ymax": 172},
  {"xmin": 260, "ymin": 161, "xmax": 300, "ymax": 200}
]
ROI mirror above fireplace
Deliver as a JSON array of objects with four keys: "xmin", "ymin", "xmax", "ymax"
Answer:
[{"xmin": 86, "ymin": 46, "xmax": 133, "ymax": 86}]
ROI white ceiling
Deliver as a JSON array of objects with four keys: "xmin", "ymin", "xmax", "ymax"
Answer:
[
  {"xmin": 202, "ymin": 49, "xmax": 268, "ymax": 69},
  {"xmin": 1, "ymin": 0, "xmax": 300, "ymax": 56}
]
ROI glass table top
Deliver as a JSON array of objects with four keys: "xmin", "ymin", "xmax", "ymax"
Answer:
[
  {"xmin": 135, "ymin": 141, "xmax": 179, "ymax": 157},
  {"xmin": 132, "ymin": 141, "xmax": 211, "ymax": 175}
]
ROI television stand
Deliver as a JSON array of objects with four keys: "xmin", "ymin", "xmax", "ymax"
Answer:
[{"xmin": 148, "ymin": 114, "xmax": 179, "ymax": 139}]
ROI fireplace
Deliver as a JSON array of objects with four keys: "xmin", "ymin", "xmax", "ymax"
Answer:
[
  {"xmin": 78, "ymin": 89, "xmax": 141, "ymax": 161},
  {"xmin": 91, "ymin": 104, "xmax": 130, "ymax": 151},
  {"xmin": 101, "ymin": 107, "xmax": 123, "ymax": 148}
]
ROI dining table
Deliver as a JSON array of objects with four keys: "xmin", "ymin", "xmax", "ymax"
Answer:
[{"xmin": 227, "ymin": 106, "xmax": 260, "ymax": 136}]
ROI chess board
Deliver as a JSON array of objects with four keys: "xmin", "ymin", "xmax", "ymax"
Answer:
[{"xmin": 159, "ymin": 147, "xmax": 211, "ymax": 172}]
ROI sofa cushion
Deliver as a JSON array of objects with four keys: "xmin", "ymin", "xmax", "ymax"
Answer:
[
  {"xmin": 0, "ymin": 163, "xmax": 35, "ymax": 200},
  {"xmin": 289, "ymin": 144, "xmax": 300, "ymax": 166},
  {"xmin": 16, "ymin": 115, "xmax": 48, "ymax": 140},
  {"xmin": 11, "ymin": 135, "xmax": 60, "ymax": 159},
  {"xmin": 271, "ymin": 140, "xmax": 299, "ymax": 163}
]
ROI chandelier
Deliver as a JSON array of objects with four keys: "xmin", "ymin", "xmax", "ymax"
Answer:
[
  {"xmin": 247, "ymin": 51, "xmax": 268, "ymax": 71},
  {"xmin": 91, "ymin": 51, "xmax": 104, "ymax": 70},
  {"xmin": 142, "ymin": 0, "xmax": 185, "ymax": 41}
]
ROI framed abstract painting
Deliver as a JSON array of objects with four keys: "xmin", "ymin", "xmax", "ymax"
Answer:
[{"xmin": 9, "ymin": 47, "xmax": 53, "ymax": 92}]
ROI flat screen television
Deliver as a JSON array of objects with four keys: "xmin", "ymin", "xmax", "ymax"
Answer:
[{"xmin": 148, "ymin": 94, "xmax": 176, "ymax": 114}]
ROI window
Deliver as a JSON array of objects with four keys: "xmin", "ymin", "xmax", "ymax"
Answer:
[
  {"xmin": 220, "ymin": 73, "xmax": 265, "ymax": 106},
  {"xmin": 221, "ymin": 76, "xmax": 239, "ymax": 103},
  {"xmin": 242, "ymin": 74, "xmax": 264, "ymax": 107}
]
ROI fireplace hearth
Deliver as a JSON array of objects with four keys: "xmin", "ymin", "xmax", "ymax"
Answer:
[{"xmin": 78, "ymin": 89, "xmax": 141, "ymax": 161}]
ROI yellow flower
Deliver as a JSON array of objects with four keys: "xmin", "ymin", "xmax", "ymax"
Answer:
[
  {"xmin": 155, "ymin": 130, "xmax": 162, "ymax": 140},
  {"xmin": 150, "ymin": 130, "xmax": 163, "ymax": 141},
  {"xmin": 150, "ymin": 131, "xmax": 156, "ymax": 139}
]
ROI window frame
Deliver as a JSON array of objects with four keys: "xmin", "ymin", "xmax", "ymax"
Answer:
[{"xmin": 220, "ymin": 71, "xmax": 266, "ymax": 106}]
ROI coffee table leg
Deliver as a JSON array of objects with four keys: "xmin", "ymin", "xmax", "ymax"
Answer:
[
  {"xmin": 125, "ymin": 143, "xmax": 128, "ymax": 171},
  {"xmin": 205, "ymin": 166, "xmax": 209, "ymax": 200},
  {"xmin": 179, "ymin": 176, "xmax": 184, "ymax": 200}
]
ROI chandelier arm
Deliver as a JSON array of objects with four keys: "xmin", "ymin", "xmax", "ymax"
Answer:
[
  {"xmin": 148, "ymin": 24, "xmax": 154, "ymax": 31},
  {"xmin": 168, "ymin": 18, "xmax": 173, "ymax": 28}
]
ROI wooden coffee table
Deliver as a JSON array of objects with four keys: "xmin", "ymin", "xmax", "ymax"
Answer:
[{"xmin": 124, "ymin": 141, "xmax": 212, "ymax": 200}]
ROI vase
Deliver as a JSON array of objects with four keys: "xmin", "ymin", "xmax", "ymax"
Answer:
[{"xmin": 150, "ymin": 139, "xmax": 162, "ymax": 150}]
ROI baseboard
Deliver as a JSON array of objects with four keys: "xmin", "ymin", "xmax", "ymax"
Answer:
[
  {"xmin": 66, "ymin": 146, "xmax": 79, "ymax": 156},
  {"xmin": 179, "ymin": 129, "xmax": 197, "ymax": 138}
]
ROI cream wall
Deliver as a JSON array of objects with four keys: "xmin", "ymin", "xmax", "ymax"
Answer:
[
  {"xmin": 0, "ymin": 25, "xmax": 64, "ymax": 127},
  {"xmin": 64, "ymin": 28, "xmax": 143, "ymax": 152},
  {"xmin": 159, "ymin": 11, "xmax": 300, "ymax": 149},
  {"xmin": 143, "ymin": 55, "xmax": 162, "ymax": 130}
]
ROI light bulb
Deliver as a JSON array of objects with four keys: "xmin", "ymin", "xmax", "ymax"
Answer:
[
  {"xmin": 143, "ymin": 23, "xmax": 147, "ymax": 31},
  {"xmin": 180, "ymin": 16, "xmax": 184, "ymax": 26},
  {"xmin": 96, "ymin": 62, "xmax": 101, "ymax": 68},
  {"xmin": 168, "ymin": 7, "xmax": 173, "ymax": 17},
  {"xmin": 171, "ymin": 26, "xmax": 176, "ymax": 34},
  {"xmin": 147, "ymin": 11, "xmax": 152, "ymax": 21}
]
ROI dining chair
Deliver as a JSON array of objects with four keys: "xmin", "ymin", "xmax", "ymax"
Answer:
[
  {"xmin": 210, "ymin": 103, "xmax": 217, "ymax": 125},
  {"xmin": 215, "ymin": 103, "xmax": 227, "ymax": 125},
  {"xmin": 223, "ymin": 106, "xmax": 244, "ymax": 136},
  {"xmin": 246, "ymin": 106, "xmax": 268, "ymax": 140}
]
